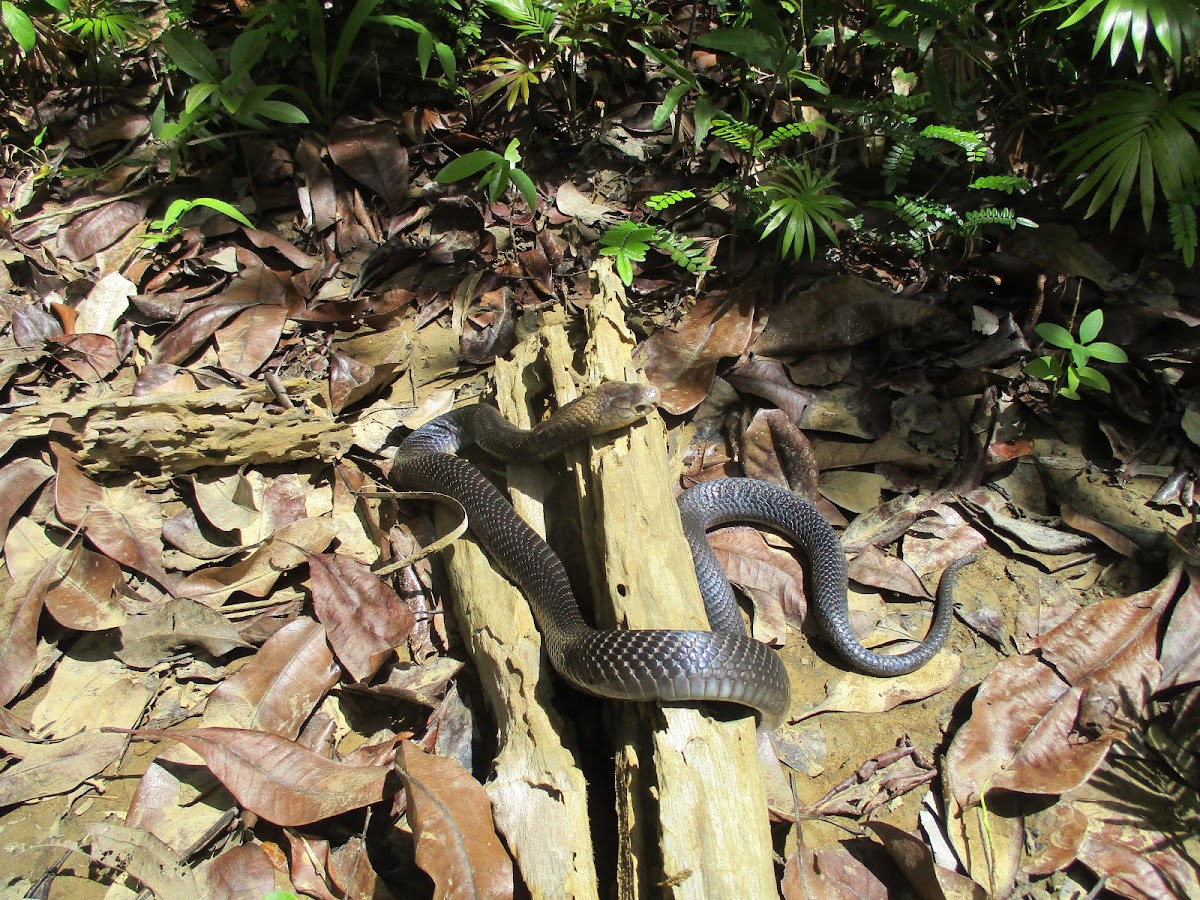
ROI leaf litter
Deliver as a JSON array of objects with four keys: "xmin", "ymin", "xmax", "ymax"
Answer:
[{"xmin": 0, "ymin": 48, "xmax": 1197, "ymax": 900}]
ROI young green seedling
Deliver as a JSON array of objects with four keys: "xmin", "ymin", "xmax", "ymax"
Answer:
[{"xmin": 1024, "ymin": 308, "xmax": 1128, "ymax": 400}]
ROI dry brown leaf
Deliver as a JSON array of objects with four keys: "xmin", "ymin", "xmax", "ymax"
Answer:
[
  {"xmin": 203, "ymin": 617, "xmax": 339, "ymax": 736},
  {"xmin": 329, "ymin": 835, "xmax": 388, "ymax": 899},
  {"xmin": 1159, "ymin": 567, "xmax": 1200, "ymax": 690},
  {"xmin": 191, "ymin": 470, "xmax": 260, "ymax": 534},
  {"xmin": 198, "ymin": 843, "xmax": 284, "ymax": 900},
  {"xmin": 848, "ymin": 545, "xmax": 931, "ymax": 600},
  {"xmin": 741, "ymin": 408, "xmax": 819, "ymax": 498},
  {"xmin": 214, "ymin": 303, "xmax": 288, "ymax": 376},
  {"xmin": 709, "ymin": 525, "xmax": 807, "ymax": 643},
  {"xmin": 126, "ymin": 726, "xmax": 394, "ymax": 827},
  {"xmin": 81, "ymin": 822, "xmax": 201, "ymax": 900},
  {"xmin": 1061, "ymin": 502, "xmax": 1140, "ymax": 558},
  {"xmin": 49, "ymin": 333, "xmax": 122, "ymax": 381},
  {"xmin": 0, "ymin": 729, "xmax": 129, "ymax": 806},
  {"xmin": 755, "ymin": 275, "xmax": 942, "ymax": 355},
  {"xmin": 308, "ymin": 553, "xmax": 417, "ymax": 682},
  {"xmin": 727, "ymin": 357, "xmax": 813, "ymax": 423},
  {"xmin": 781, "ymin": 833, "xmax": 889, "ymax": 900},
  {"xmin": 44, "ymin": 541, "xmax": 127, "ymax": 630},
  {"xmin": 0, "ymin": 456, "xmax": 53, "ymax": 545},
  {"xmin": 868, "ymin": 822, "xmax": 987, "ymax": 900},
  {"xmin": 945, "ymin": 566, "xmax": 1179, "ymax": 808},
  {"xmin": 58, "ymin": 199, "xmax": 149, "ymax": 260},
  {"xmin": 117, "ymin": 597, "xmax": 250, "ymax": 668},
  {"xmin": 176, "ymin": 518, "xmax": 337, "ymax": 605},
  {"xmin": 53, "ymin": 445, "xmax": 175, "ymax": 592},
  {"xmin": 398, "ymin": 741, "xmax": 515, "ymax": 900},
  {"xmin": 636, "ymin": 288, "xmax": 756, "ymax": 414},
  {"xmin": 793, "ymin": 651, "xmax": 961, "ymax": 722},
  {"xmin": 328, "ymin": 121, "xmax": 410, "ymax": 210},
  {"xmin": 0, "ymin": 564, "xmax": 57, "ymax": 705},
  {"xmin": 820, "ymin": 470, "xmax": 887, "ymax": 516}
]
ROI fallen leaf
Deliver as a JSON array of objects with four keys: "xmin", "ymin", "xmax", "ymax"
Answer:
[
  {"xmin": 945, "ymin": 566, "xmax": 1178, "ymax": 808},
  {"xmin": 398, "ymin": 741, "xmax": 514, "ymax": 900},
  {"xmin": 53, "ymin": 445, "xmax": 175, "ymax": 593},
  {"xmin": 44, "ymin": 542, "xmax": 128, "ymax": 630},
  {"xmin": 117, "ymin": 597, "xmax": 250, "ymax": 669},
  {"xmin": 0, "ymin": 456, "xmax": 53, "ymax": 545},
  {"xmin": 868, "ymin": 822, "xmax": 987, "ymax": 900},
  {"xmin": 793, "ymin": 651, "xmax": 961, "ymax": 722},
  {"xmin": 198, "ymin": 843, "xmax": 282, "ymax": 900},
  {"xmin": 308, "ymin": 553, "xmax": 417, "ymax": 682},
  {"xmin": 125, "ymin": 726, "xmax": 394, "ymax": 827},
  {"xmin": 636, "ymin": 288, "xmax": 756, "ymax": 414},
  {"xmin": 203, "ymin": 617, "xmax": 339, "ymax": 737},
  {"xmin": 214, "ymin": 303, "xmax": 288, "ymax": 376}
]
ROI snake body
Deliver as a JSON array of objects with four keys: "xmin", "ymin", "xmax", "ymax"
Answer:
[{"xmin": 391, "ymin": 382, "xmax": 967, "ymax": 728}]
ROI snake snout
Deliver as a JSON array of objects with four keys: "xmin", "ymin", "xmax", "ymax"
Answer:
[{"xmin": 591, "ymin": 382, "xmax": 660, "ymax": 432}]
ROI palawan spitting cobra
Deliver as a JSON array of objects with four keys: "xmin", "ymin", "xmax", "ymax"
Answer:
[{"xmin": 390, "ymin": 381, "xmax": 973, "ymax": 728}]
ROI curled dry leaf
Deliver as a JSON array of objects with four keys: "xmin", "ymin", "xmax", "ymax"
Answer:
[
  {"xmin": 125, "ymin": 726, "xmax": 394, "ymax": 827},
  {"xmin": 727, "ymin": 358, "xmax": 813, "ymax": 424},
  {"xmin": 781, "ymin": 831, "xmax": 888, "ymax": 900},
  {"xmin": 82, "ymin": 822, "xmax": 201, "ymax": 900},
  {"xmin": 636, "ymin": 288, "xmax": 756, "ymax": 414},
  {"xmin": 327, "ymin": 121, "xmax": 411, "ymax": 210},
  {"xmin": 117, "ymin": 597, "xmax": 251, "ymax": 669},
  {"xmin": 867, "ymin": 822, "xmax": 988, "ymax": 900},
  {"xmin": 53, "ymin": 445, "xmax": 175, "ymax": 593},
  {"xmin": 848, "ymin": 545, "xmax": 930, "ymax": 600},
  {"xmin": 793, "ymin": 651, "xmax": 961, "ymax": 723},
  {"xmin": 48, "ymin": 333, "xmax": 122, "ymax": 381},
  {"xmin": 0, "ymin": 562, "xmax": 59, "ymax": 705},
  {"xmin": 214, "ymin": 303, "xmax": 289, "ymax": 377},
  {"xmin": 397, "ymin": 741, "xmax": 515, "ymax": 900},
  {"xmin": 203, "ymin": 617, "xmax": 339, "ymax": 737},
  {"xmin": 176, "ymin": 517, "xmax": 338, "ymax": 606},
  {"xmin": 44, "ymin": 542, "xmax": 127, "ymax": 630},
  {"xmin": 741, "ymin": 408, "xmax": 819, "ymax": 498},
  {"xmin": 945, "ymin": 566, "xmax": 1179, "ymax": 808},
  {"xmin": 308, "ymin": 553, "xmax": 417, "ymax": 682}
]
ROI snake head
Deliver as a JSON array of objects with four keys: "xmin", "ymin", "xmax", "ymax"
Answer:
[{"xmin": 585, "ymin": 381, "xmax": 661, "ymax": 434}]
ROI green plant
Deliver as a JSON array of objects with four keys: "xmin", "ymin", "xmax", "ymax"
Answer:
[
  {"xmin": 61, "ymin": 0, "xmax": 145, "ymax": 48},
  {"xmin": 598, "ymin": 220, "xmax": 711, "ymax": 285},
  {"xmin": 1056, "ymin": 83, "xmax": 1200, "ymax": 233},
  {"xmin": 1050, "ymin": 0, "xmax": 1200, "ymax": 66},
  {"xmin": 1024, "ymin": 309, "xmax": 1129, "ymax": 400},
  {"xmin": 304, "ymin": 0, "xmax": 455, "ymax": 124},
  {"xmin": 142, "ymin": 197, "xmax": 254, "ymax": 246},
  {"xmin": 156, "ymin": 25, "xmax": 309, "ymax": 142},
  {"xmin": 751, "ymin": 162, "xmax": 852, "ymax": 260},
  {"xmin": 435, "ymin": 138, "xmax": 537, "ymax": 211}
]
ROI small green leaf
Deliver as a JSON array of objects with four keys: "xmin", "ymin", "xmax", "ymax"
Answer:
[
  {"xmin": 1033, "ymin": 322, "xmax": 1077, "ymax": 349},
  {"xmin": 508, "ymin": 168, "xmax": 538, "ymax": 212},
  {"xmin": 249, "ymin": 100, "xmax": 310, "ymax": 125},
  {"xmin": 2, "ymin": 1, "xmax": 36, "ymax": 52},
  {"xmin": 161, "ymin": 28, "xmax": 221, "ymax": 82},
  {"xmin": 1084, "ymin": 341, "xmax": 1129, "ymax": 363},
  {"xmin": 188, "ymin": 197, "xmax": 254, "ymax": 228},
  {"xmin": 1023, "ymin": 356, "xmax": 1061, "ymax": 380},
  {"xmin": 1077, "ymin": 308, "xmax": 1104, "ymax": 344},
  {"xmin": 1074, "ymin": 365, "xmax": 1112, "ymax": 392},
  {"xmin": 437, "ymin": 151, "xmax": 502, "ymax": 184}
]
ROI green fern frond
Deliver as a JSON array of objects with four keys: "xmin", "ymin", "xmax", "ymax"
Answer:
[
  {"xmin": 969, "ymin": 175, "xmax": 1031, "ymax": 193},
  {"xmin": 482, "ymin": 0, "xmax": 558, "ymax": 41},
  {"xmin": 1168, "ymin": 199, "xmax": 1198, "ymax": 267},
  {"xmin": 963, "ymin": 207, "xmax": 1019, "ymax": 229},
  {"xmin": 599, "ymin": 222, "xmax": 712, "ymax": 284},
  {"xmin": 752, "ymin": 163, "xmax": 851, "ymax": 259},
  {"xmin": 892, "ymin": 92, "xmax": 932, "ymax": 113},
  {"xmin": 759, "ymin": 120, "xmax": 834, "ymax": 151},
  {"xmin": 883, "ymin": 140, "xmax": 917, "ymax": 190},
  {"xmin": 647, "ymin": 190, "xmax": 696, "ymax": 212},
  {"xmin": 712, "ymin": 117, "xmax": 765, "ymax": 151},
  {"xmin": 921, "ymin": 125, "xmax": 987, "ymax": 163},
  {"xmin": 888, "ymin": 197, "xmax": 959, "ymax": 232}
]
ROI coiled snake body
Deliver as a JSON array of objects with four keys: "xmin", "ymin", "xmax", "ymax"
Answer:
[{"xmin": 391, "ymin": 382, "xmax": 969, "ymax": 728}]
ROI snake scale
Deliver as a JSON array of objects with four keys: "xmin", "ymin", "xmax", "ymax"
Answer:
[{"xmin": 390, "ymin": 382, "xmax": 971, "ymax": 728}]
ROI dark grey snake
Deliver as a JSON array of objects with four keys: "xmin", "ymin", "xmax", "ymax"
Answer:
[{"xmin": 391, "ymin": 382, "xmax": 972, "ymax": 728}]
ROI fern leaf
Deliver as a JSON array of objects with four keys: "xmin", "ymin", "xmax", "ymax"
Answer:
[
  {"xmin": 921, "ymin": 125, "xmax": 987, "ymax": 163},
  {"xmin": 1169, "ymin": 199, "xmax": 1198, "ymax": 267},
  {"xmin": 968, "ymin": 175, "xmax": 1031, "ymax": 193},
  {"xmin": 646, "ymin": 190, "xmax": 696, "ymax": 212}
]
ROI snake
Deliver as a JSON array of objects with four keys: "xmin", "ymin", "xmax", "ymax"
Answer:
[{"xmin": 390, "ymin": 381, "xmax": 972, "ymax": 729}]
